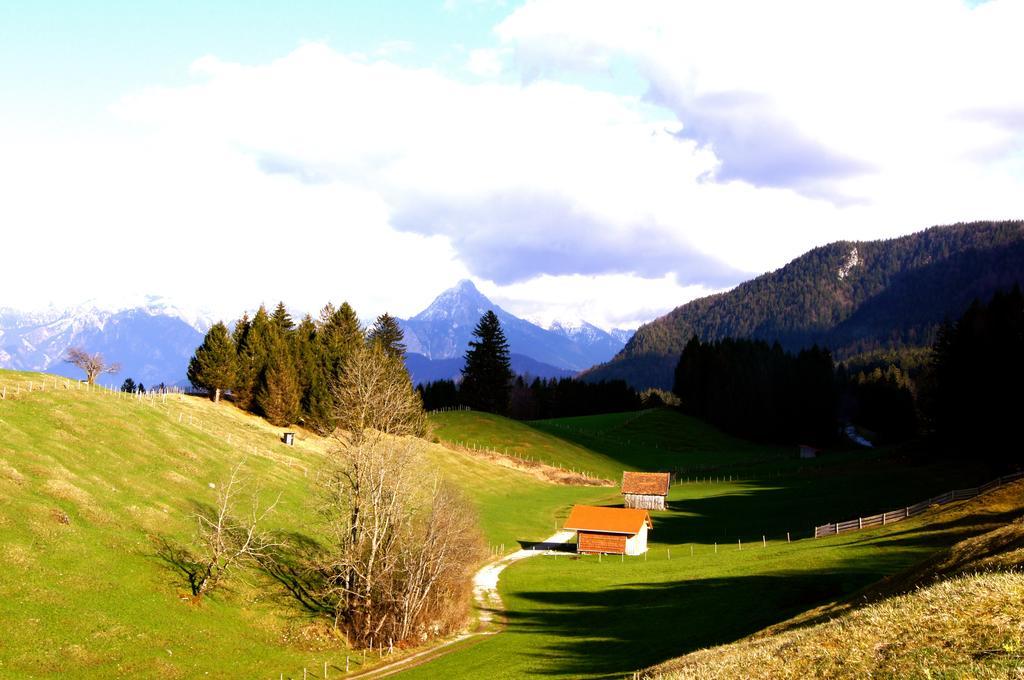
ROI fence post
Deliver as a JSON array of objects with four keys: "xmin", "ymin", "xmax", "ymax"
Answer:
[{"xmin": 858, "ymin": 517, "xmax": 863, "ymax": 530}]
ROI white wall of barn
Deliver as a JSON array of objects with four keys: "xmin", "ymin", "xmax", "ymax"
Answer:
[{"xmin": 625, "ymin": 523, "xmax": 648, "ymax": 555}]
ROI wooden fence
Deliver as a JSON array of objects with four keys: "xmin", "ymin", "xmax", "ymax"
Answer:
[{"xmin": 814, "ymin": 471, "xmax": 1024, "ymax": 538}]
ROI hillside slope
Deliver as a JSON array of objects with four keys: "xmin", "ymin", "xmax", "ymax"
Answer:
[
  {"xmin": 587, "ymin": 220, "xmax": 1024, "ymax": 389},
  {"xmin": 0, "ymin": 369, "xmax": 606, "ymax": 678},
  {"xmin": 644, "ymin": 481, "xmax": 1024, "ymax": 679}
]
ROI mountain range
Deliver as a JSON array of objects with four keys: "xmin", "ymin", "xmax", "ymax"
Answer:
[
  {"xmin": 0, "ymin": 282, "xmax": 634, "ymax": 388},
  {"xmin": 398, "ymin": 280, "xmax": 632, "ymax": 384},
  {"xmin": 0, "ymin": 301, "xmax": 208, "ymax": 387},
  {"xmin": 585, "ymin": 220, "xmax": 1024, "ymax": 390}
]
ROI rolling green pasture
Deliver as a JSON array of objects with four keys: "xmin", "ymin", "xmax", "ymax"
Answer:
[
  {"xmin": 403, "ymin": 472, "xmax": 1009, "ymax": 679},
  {"xmin": 413, "ymin": 407, "xmax": 999, "ymax": 678},
  {"xmin": 0, "ymin": 371, "xmax": 1001, "ymax": 679},
  {"xmin": 432, "ymin": 408, "xmax": 917, "ymax": 482},
  {"xmin": 0, "ymin": 370, "xmax": 604, "ymax": 678}
]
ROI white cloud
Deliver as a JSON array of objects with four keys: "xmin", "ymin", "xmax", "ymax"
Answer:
[
  {"xmin": 3, "ymin": 0, "xmax": 1023, "ymax": 333},
  {"xmin": 497, "ymin": 0, "xmax": 1024, "ymax": 199},
  {"xmin": 482, "ymin": 273, "xmax": 717, "ymax": 331},
  {"xmin": 465, "ymin": 48, "xmax": 508, "ymax": 77}
]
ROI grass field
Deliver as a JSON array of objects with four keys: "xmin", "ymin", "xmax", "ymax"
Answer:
[
  {"xmin": 645, "ymin": 484, "xmax": 1024, "ymax": 678},
  {"xmin": 401, "ymin": 477, "xmax": 1017, "ymax": 679},
  {"xmin": 0, "ymin": 370, "xmax": 608, "ymax": 678},
  {"xmin": 430, "ymin": 409, "xmax": 794, "ymax": 481},
  {"xmin": 1, "ymin": 371, "xmax": 1009, "ymax": 679},
  {"xmin": 410, "ymin": 407, "xmax": 1006, "ymax": 678}
]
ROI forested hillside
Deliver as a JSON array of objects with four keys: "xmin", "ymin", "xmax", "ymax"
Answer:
[{"xmin": 586, "ymin": 221, "xmax": 1024, "ymax": 389}]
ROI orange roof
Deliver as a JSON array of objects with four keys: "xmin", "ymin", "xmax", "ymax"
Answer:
[
  {"xmin": 621, "ymin": 471, "xmax": 671, "ymax": 496},
  {"xmin": 563, "ymin": 505, "xmax": 653, "ymax": 534}
]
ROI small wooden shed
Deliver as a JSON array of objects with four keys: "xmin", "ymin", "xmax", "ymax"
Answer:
[
  {"xmin": 563, "ymin": 505, "xmax": 653, "ymax": 556},
  {"xmin": 621, "ymin": 471, "xmax": 671, "ymax": 510}
]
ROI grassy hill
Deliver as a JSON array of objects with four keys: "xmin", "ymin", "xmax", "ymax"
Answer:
[
  {"xmin": 4, "ymin": 370, "xmax": 1014, "ymax": 679},
  {"xmin": 587, "ymin": 220, "xmax": 1024, "ymax": 389},
  {"xmin": 0, "ymin": 370, "xmax": 610, "ymax": 678},
  {"xmin": 401, "ymin": 477, "xmax": 1022, "ymax": 679},
  {"xmin": 430, "ymin": 409, "xmax": 799, "ymax": 481},
  {"xmin": 644, "ymin": 485, "xmax": 1024, "ymax": 679}
]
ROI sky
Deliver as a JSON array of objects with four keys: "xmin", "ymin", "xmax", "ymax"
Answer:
[{"xmin": 2, "ymin": 0, "xmax": 1023, "ymax": 330}]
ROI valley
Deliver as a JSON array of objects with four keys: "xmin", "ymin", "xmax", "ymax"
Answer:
[{"xmin": 2, "ymin": 368, "xmax": 1017, "ymax": 678}]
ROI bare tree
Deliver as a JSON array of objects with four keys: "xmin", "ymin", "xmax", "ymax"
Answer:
[
  {"xmin": 331, "ymin": 342, "xmax": 427, "ymax": 444},
  {"xmin": 312, "ymin": 438, "xmax": 484, "ymax": 647},
  {"xmin": 64, "ymin": 347, "xmax": 120, "ymax": 385},
  {"xmin": 179, "ymin": 461, "xmax": 281, "ymax": 598}
]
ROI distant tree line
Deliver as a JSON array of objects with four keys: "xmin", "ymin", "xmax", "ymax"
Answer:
[
  {"xmin": 593, "ymin": 220, "xmax": 1024, "ymax": 389},
  {"xmin": 927, "ymin": 285, "xmax": 1023, "ymax": 467},
  {"xmin": 418, "ymin": 310, "xmax": 643, "ymax": 419},
  {"xmin": 669, "ymin": 285, "xmax": 1024, "ymax": 464},
  {"xmin": 672, "ymin": 337, "xmax": 837, "ymax": 444},
  {"xmin": 420, "ymin": 374, "xmax": 642, "ymax": 419},
  {"xmin": 187, "ymin": 300, "xmax": 420, "ymax": 431}
]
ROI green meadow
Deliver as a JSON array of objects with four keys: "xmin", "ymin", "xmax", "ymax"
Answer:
[
  {"xmin": 410, "ymin": 409, "xmax": 1000, "ymax": 678},
  {"xmin": 0, "ymin": 370, "xmax": 603, "ymax": 678},
  {"xmin": 0, "ymin": 369, "xmax": 1005, "ymax": 679}
]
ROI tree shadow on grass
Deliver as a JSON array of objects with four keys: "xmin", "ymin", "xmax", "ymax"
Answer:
[
  {"xmin": 517, "ymin": 539, "xmax": 576, "ymax": 552},
  {"xmin": 149, "ymin": 499, "xmax": 219, "ymax": 597},
  {"xmin": 502, "ymin": 560, "xmax": 916, "ymax": 678},
  {"xmin": 258, "ymin": 530, "xmax": 334, "ymax": 617},
  {"xmin": 497, "ymin": 477, "xmax": 1017, "ymax": 677}
]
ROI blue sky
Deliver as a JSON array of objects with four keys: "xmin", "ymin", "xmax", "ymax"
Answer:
[
  {"xmin": 2, "ymin": 0, "xmax": 1022, "ymax": 328},
  {"xmin": 2, "ymin": 2, "xmax": 511, "ymax": 124}
]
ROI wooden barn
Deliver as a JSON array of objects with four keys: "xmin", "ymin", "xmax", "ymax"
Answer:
[
  {"xmin": 563, "ymin": 505, "xmax": 653, "ymax": 556},
  {"xmin": 621, "ymin": 471, "xmax": 671, "ymax": 510}
]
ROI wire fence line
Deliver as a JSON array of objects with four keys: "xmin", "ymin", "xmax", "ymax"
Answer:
[
  {"xmin": 0, "ymin": 374, "xmax": 311, "ymax": 475},
  {"xmin": 444, "ymin": 437, "xmax": 608, "ymax": 483},
  {"xmin": 813, "ymin": 471, "xmax": 1024, "ymax": 538},
  {"xmin": 8, "ymin": 374, "xmax": 1023, "ymax": 545}
]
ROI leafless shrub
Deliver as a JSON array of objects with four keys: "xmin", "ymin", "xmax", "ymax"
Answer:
[
  {"xmin": 159, "ymin": 461, "xmax": 281, "ymax": 599},
  {"xmin": 64, "ymin": 348, "xmax": 120, "ymax": 385},
  {"xmin": 311, "ymin": 438, "xmax": 485, "ymax": 648},
  {"xmin": 331, "ymin": 343, "xmax": 427, "ymax": 445}
]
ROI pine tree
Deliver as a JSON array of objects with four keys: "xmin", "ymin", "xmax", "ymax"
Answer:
[
  {"xmin": 319, "ymin": 302, "xmax": 364, "ymax": 378},
  {"xmin": 257, "ymin": 336, "xmax": 301, "ymax": 426},
  {"xmin": 367, "ymin": 313, "xmax": 406, "ymax": 359},
  {"xmin": 293, "ymin": 315, "xmax": 318, "ymax": 391},
  {"xmin": 187, "ymin": 322, "xmax": 238, "ymax": 403},
  {"xmin": 271, "ymin": 301, "xmax": 295, "ymax": 334},
  {"xmin": 460, "ymin": 310, "xmax": 513, "ymax": 414},
  {"xmin": 234, "ymin": 306, "xmax": 274, "ymax": 411},
  {"xmin": 305, "ymin": 301, "xmax": 365, "ymax": 434}
]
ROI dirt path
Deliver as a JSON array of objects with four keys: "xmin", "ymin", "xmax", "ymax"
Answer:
[{"xmin": 349, "ymin": 530, "xmax": 574, "ymax": 678}]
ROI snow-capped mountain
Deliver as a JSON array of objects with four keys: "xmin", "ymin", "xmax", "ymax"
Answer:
[
  {"xmin": 0, "ymin": 301, "xmax": 207, "ymax": 386},
  {"xmin": 610, "ymin": 328, "xmax": 635, "ymax": 344},
  {"xmin": 398, "ymin": 280, "xmax": 627, "ymax": 375},
  {"xmin": 546, "ymin": 319, "xmax": 630, "ymax": 362}
]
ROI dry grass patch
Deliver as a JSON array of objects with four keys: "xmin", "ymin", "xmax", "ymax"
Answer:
[
  {"xmin": 160, "ymin": 471, "xmax": 190, "ymax": 486},
  {"xmin": 646, "ymin": 571, "xmax": 1024, "ymax": 679},
  {"xmin": 0, "ymin": 458, "xmax": 26, "ymax": 485},
  {"xmin": 3, "ymin": 543, "xmax": 36, "ymax": 570},
  {"xmin": 42, "ymin": 478, "xmax": 93, "ymax": 505}
]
